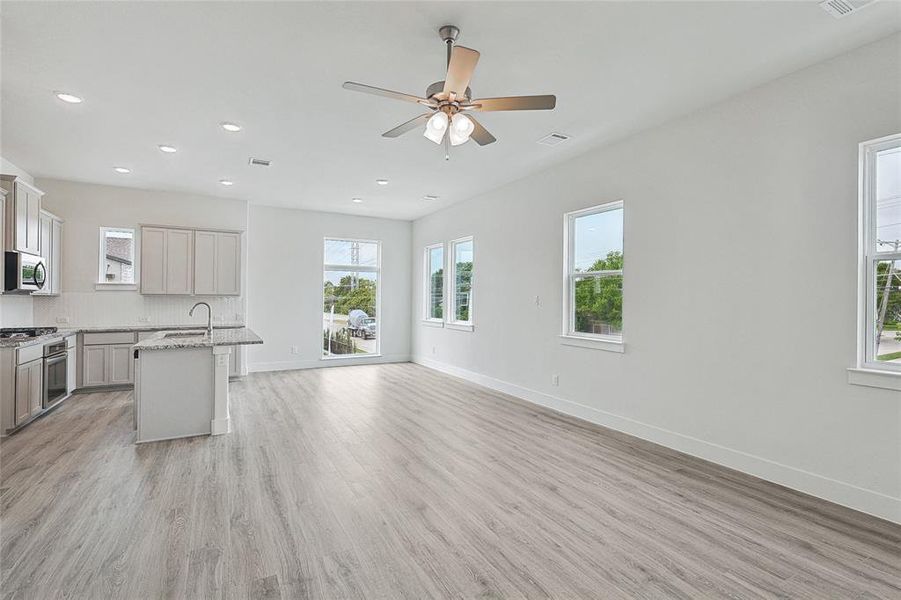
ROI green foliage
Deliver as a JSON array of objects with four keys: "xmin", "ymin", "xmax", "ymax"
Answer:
[
  {"xmin": 323, "ymin": 274, "xmax": 376, "ymax": 316},
  {"xmin": 323, "ymin": 328, "xmax": 356, "ymax": 355},
  {"xmin": 574, "ymin": 251, "xmax": 623, "ymax": 333},
  {"xmin": 430, "ymin": 269, "xmax": 444, "ymax": 319},
  {"xmin": 876, "ymin": 261, "xmax": 901, "ymax": 329},
  {"xmin": 454, "ymin": 262, "xmax": 472, "ymax": 321}
]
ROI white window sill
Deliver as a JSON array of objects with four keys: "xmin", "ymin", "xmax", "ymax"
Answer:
[
  {"xmin": 847, "ymin": 367, "xmax": 901, "ymax": 391},
  {"xmin": 559, "ymin": 334, "xmax": 624, "ymax": 353},
  {"xmin": 421, "ymin": 320, "xmax": 444, "ymax": 328},
  {"xmin": 95, "ymin": 283, "xmax": 138, "ymax": 291},
  {"xmin": 446, "ymin": 322, "xmax": 474, "ymax": 332},
  {"xmin": 321, "ymin": 353, "xmax": 382, "ymax": 361}
]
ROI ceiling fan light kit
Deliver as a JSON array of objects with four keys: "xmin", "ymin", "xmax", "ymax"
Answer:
[{"xmin": 343, "ymin": 25, "xmax": 556, "ymax": 159}]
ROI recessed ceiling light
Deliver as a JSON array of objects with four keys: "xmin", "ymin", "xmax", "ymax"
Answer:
[
  {"xmin": 376, "ymin": 179, "xmax": 389, "ymax": 186},
  {"xmin": 352, "ymin": 198, "xmax": 363, "ymax": 204},
  {"xmin": 220, "ymin": 122, "xmax": 242, "ymax": 132},
  {"xmin": 423, "ymin": 195, "xmax": 439, "ymax": 201},
  {"xmin": 54, "ymin": 92, "xmax": 83, "ymax": 104},
  {"xmin": 113, "ymin": 167, "xmax": 131, "ymax": 174},
  {"xmin": 158, "ymin": 145, "xmax": 177, "ymax": 153},
  {"xmin": 219, "ymin": 179, "xmax": 234, "ymax": 186}
]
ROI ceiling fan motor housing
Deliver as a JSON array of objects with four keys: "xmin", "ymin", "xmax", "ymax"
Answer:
[{"xmin": 426, "ymin": 81, "xmax": 472, "ymax": 104}]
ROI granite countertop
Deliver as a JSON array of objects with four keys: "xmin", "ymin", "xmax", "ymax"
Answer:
[
  {"xmin": 133, "ymin": 327, "xmax": 263, "ymax": 351},
  {"xmin": 0, "ymin": 332, "xmax": 72, "ymax": 349},
  {"xmin": 0, "ymin": 324, "xmax": 246, "ymax": 349}
]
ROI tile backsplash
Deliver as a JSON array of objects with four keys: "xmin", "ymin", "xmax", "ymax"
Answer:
[{"xmin": 33, "ymin": 292, "xmax": 245, "ymax": 327}]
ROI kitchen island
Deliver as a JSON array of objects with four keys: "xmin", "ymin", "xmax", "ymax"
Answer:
[{"xmin": 133, "ymin": 327, "xmax": 262, "ymax": 443}]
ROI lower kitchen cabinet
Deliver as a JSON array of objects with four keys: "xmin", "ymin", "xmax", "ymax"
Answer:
[
  {"xmin": 108, "ymin": 344, "xmax": 134, "ymax": 384},
  {"xmin": 82, "ymin": 342, "xmax": 135, "ymax": 387},
  {"xmin": 15, "ymin": 358, "xmax": 42, "ymax": 426}
]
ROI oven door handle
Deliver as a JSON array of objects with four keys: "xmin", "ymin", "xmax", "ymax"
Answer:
[{"xmin": 45, "ymin": 354, "xmax": 67, "ymax": 366}]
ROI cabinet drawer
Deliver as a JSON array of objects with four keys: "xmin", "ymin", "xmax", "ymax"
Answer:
[
  {"xmin": 83, "ymin": 332, "xmax": 137, "ymax": 345},
  {"xmin": 16, "ymin": 344, "xmax": 43, "ymax": 365}
]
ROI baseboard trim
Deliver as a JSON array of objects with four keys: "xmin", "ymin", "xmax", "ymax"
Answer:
[
  {"xmin": 249, "ymin": 354, "xmax": 411, "ymax": 373},
  {"xmin": 413, "ymin": 356, "xmax": 901, "ymax": 524}
]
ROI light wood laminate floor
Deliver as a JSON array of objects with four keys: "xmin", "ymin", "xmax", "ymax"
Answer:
[{"xmin": 2, "ymin": 363, "xmax": 899, "ymax": 599}]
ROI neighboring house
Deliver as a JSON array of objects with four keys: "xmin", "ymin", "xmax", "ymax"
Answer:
[{"xmin": 105, "ymin": 236, "xmax": 133, "ymax": 282}]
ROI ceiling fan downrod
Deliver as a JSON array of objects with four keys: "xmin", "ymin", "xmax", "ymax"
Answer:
[{"xmin": 438, "ymin": 25, "xmax": 460, "ymax": 68}]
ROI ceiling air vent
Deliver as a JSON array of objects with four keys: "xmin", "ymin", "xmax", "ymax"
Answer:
[
  {"xmin": 248, "ymin": 157, "xmax": 271, "ymax": 167},
  {"xmin": 819, "ymin": 0, "xmax": 875, "ymax": 18},
  {"xmin": 537, "ymin": 132, "xmax": 570, "ymax": 147}
]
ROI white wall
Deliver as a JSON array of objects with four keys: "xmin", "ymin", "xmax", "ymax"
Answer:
[
  {"xmin": 33, "ymin": 179, "xmax": 249, "ymax": 327},
  {"xmin": 411, "ymin": 34, "xmax": 901, "ymax": 523},
  {"xmin": 0, "ymin": 157, "xmax": 35, "ymax": 327},
  {"xmin": 247, "ymin": 205, "xmax": 411, "ymax": 372}
]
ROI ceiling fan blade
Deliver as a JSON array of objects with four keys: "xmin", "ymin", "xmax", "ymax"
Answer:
[
  {"xmin": 343, "ymin": 82, "xmax": 432, "ymax": 105},
  {"xmin": 467, "ymin": 116, "xmax": 496, "ymax": 146},
  {"xmin": 469, "ymin": 95, "xmax": 557, "ymax": 111},
  {"xmin": 443, "ymin": 46, "xmax": 480, "ymax": 97},
  {"xmin": 382, "ymin": 113, "xmax": 432, "ymax": 138}
]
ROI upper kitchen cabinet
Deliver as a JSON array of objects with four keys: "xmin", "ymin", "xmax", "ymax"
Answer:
[
  {"xmin": 1, "ymin": 175, "xmax": 44, "ymax": 256},
  {"xmin": 141, "ymin": 225, "xmax": 241, "ymax": 296},
  {"xmin": 194, "ymin": 230, "xmax": 241, "ymax": 296},
  {"xmin": 140, "ymin": 226, "xmax": 194, "ymax": 295},
  {"xmin": 35, "ymin": 210, "xmax": 63, "ymax": 295}
]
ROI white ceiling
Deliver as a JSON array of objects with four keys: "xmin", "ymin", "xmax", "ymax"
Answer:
[{"xmin": 2, "ymin": 1, "xmax": 900, "ymax": 220}]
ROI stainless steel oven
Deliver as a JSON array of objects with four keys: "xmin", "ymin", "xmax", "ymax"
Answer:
[
  {"xmin": 4, "ymin": 251, "xmax": 46, "ymax": 293},
  {"xmin": 43, "ymin": 339, "xmax": 68, "ymax": 409}
]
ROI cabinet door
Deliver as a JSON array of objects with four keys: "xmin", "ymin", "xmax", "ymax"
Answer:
[
  {"xmin": 140, "ymin": 227, "xmax": 167, "ymax": 294},
  {"xmin": 107, "ymin": 344, "xmax": 134, "ymax": 385},
  {"xmin": 36, "ymin": 213, "xmax": 52, "ymax": 295},
  {"xmin": 15, "ymin": 363, "xmax": 32, "ymax": 425},
  {"xmin": 82, "ymin": 345, "xmax": 108, "ymax": 387},
  {"xmin": 28, "ymin": 362, "xmax": 42, "ymax": 415},
  {"xmin": 20, "ymin": 182, "xmax": 42, "ymax": 255},
  {"xmin": 165, "ymin": 229, "xmax": 194, "ymax": 295},
  {"xmin": 66, "ymin": 347, "xmax": 76, "ymax": 393},
  {"xmin": 13, "ymin": 183, "xmax": 28, "ymax": 253},
  {"xmin": 51, "ymin": 219, "xmax": 62, "ymax": 294},
  {"xmin": 216, "ymin": 232, "xmax": 241, "ymax": 295},
  {"xmin": 193, "ymin": 230, "xmax": 217, "ymax": 295}
]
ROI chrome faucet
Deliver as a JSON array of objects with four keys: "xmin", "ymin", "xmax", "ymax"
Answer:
[{"xmin": 189, "ymin": 302, "xmax": 213, "ymax": 336}]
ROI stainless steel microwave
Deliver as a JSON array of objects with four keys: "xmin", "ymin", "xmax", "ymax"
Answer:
[{"xmin": 4, "ymin": 251, "xmax": 46, "ymax": 293}]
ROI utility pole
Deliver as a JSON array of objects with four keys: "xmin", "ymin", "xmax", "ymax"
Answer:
[{"xmin": 876, "ymin": 239, "xmax": 900, "ymax": 348}]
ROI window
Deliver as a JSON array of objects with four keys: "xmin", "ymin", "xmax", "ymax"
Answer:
[
  {"xmin": 859, "ymin": 135, "xmax": 901, "ymax": 373},
  {"xmin": 322, "ymin": 238, "xmax": 380, "ymax": 358},
  {"xmin": 423, "ymin": 243, "xmax": 444, "ymax": 323},
  {"xmin": 563, "ymin": 202, "xmax": 624, "ymax": 347},
  {"xmin": 447, "ymin": 237, "xmax": 474, "ymax": 330},
  {"xmin": 98, "ymin": 227, "xmax": 136, "ymax": 284}
]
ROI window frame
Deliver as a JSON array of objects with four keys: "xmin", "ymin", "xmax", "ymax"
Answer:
[
  {"xmin": 447, "ymin": 236, "xmax": 474, "ymax": 331},
  {"xmin": 321, "ymin": 237, "xmax": 382, "ymax": 360},
  {"xmin": 856, "ymin": 134, "xmax": 901, "ymax": 376},
  {"xmin": 561, "ymin": 201, "xmax": 625, "ymax": 352},
  {"xmin": 422, "ymin": 242, "xmax": 445, "ymax": 326},
  {"xmin": 96, "ymin": 226, "xmax": 138, "ymax": 290}
]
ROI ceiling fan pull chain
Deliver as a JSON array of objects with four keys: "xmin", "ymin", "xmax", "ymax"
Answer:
[{"xmin": 445, "ymin": 134, "xmax": 450, "ymax": 161}]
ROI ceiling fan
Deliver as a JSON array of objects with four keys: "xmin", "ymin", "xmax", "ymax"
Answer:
[{"xmin": 343, "ymin": 25, "xmax": 556, "ymax": 158}]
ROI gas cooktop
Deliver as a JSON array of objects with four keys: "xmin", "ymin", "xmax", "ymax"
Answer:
[{"xmin": 0, "ymin": 327, "xmax": 58, "ymax": 340}]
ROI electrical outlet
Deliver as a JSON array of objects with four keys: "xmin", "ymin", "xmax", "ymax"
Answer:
[
  {"xmin": 290, "ymin": 346, "xmax": 299, "ymax": 355},
  {"xmin": 55, "ymin": 316, "xmax": 70, "ymax": 325},
  {"xmin": 552, "ymin": 374, "xmax": 559, "ymax": 386},
  {"xmin": 432, "ymin": 346, "xmax": 437, "ymax": 355},
  {"xmin": 535, "ymin": 295, "xmax": 542, "ymax": 307}
]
